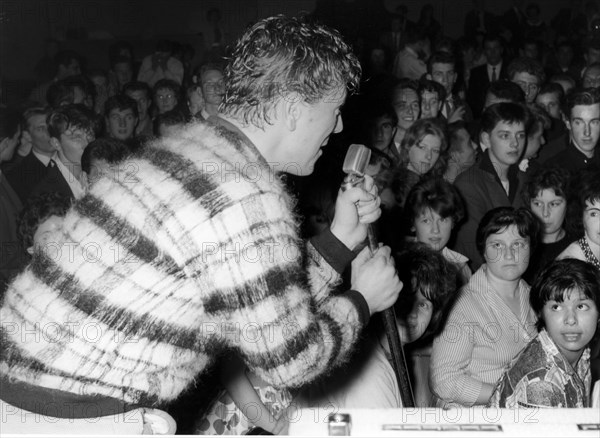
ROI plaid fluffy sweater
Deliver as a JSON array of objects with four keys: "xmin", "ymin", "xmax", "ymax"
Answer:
[{"xmin": 0, "ymin": 120, "xmax": 367, "ymax": 408}]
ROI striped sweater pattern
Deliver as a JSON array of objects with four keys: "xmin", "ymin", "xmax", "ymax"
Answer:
[{"xmin": 0, "ymin": 121, "xmax": 364, "ymax": 407}]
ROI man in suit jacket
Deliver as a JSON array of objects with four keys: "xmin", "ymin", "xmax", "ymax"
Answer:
[
  {"xmin": 468, "ymin": 34, "xmax": 508, "ymax": 118},
  {"xmin": 427, "ymin": 51, "xmax": 473, "ymax": 123},
  {"xmin": 5, "ymin": 107, "xmax": 53, "ymax": 204},
  {"xmin": 30, "ymin": 105, "xmax": 96, "ymax": 201},
  {"xmin": 454, "ymin": 102, "xmax": 529, "ymax": 271}
]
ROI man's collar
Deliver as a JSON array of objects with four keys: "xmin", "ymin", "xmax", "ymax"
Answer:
[{"xmin": 32, "ymin": 150, "xmax": 55, "ymax": 166}]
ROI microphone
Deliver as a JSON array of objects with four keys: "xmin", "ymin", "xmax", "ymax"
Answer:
[{"xmin": 341, "ymin": 143, "xmax": 416, "ymax": 408}]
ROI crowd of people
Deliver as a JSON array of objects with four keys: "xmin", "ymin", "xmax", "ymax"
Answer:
[{"xmin": 1, "ymin": 1, "xmax": 600, "ymax": 435}]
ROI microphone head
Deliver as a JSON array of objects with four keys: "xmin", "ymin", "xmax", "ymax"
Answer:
[{"xmin": 342, "ymin": 144, "xmax": 371, "ymax": 176}]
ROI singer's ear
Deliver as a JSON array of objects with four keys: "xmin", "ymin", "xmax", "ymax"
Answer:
[{"xmin": 282, "ymin": 92, "xmax": 303, "ymax": 131}]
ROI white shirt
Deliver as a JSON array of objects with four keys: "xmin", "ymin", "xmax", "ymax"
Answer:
[
  {"xmin": 487, "ymin": 62, "xmax": 502, "ymax": 82},
  {"xmin": 54, "ymin": 158, "xmax": 86, "ymax": 199}
]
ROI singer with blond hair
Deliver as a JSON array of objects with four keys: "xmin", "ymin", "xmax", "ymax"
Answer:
[{"xmin": 0, "ymin": 15, "xmax": 402, "ymax": 434}]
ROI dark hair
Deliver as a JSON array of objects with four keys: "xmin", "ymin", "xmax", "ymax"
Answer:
[
  {"xmin": 110, "ymin": 55, "xmax": 133, "ymax": 71},
  {"xmin": 393, "ymin": 242, "xmax": 459, "ymax": 341},
  {"xmin": 418, "ymin": 78, "xmax": 446, "ymax": 105},
  {"xmin": 486, "ymin": 81, "xmax": 526, "ymax": 104},
  {"xmin": 527, "ymin": 103, "xmax": 551, "ymax": 134},
  {"xmin": 482, "ymin": 33, "xmax": 504, "ymax": 48},
  {"xmin": 18, "ymin": 193, "xmax": 71, "ymax": 250},
  {"xmin": 564, "ymin": 87, "xmax": 600, "ymax": 117},
  {"xmin": 53, "ymin": 50, "xmax": 80, "ymax": 73},
  {"xmin": 569, "ymin": 168, "xmax": 600, "ymax": 237},
  {"xmin": 523, "ymin": 166, "xmax": 571, "ymax": 201},
  {"xmin": 480, "ymin": 102, "xmax": 530, "ymax": 134},
  {"xmin": 221, "ymin": 15, "xmax": 361, "ymax": 129},
  {"xmin": 530, "ymin": 258, "xmax": 600, "ymax": 331},
  {"xmin": 0, "ymin": 107, "xmax": 21, "ymax": 140},
  {"xmin": 399, "ymin": 118, "xmax": 448, "ymax": 177},
  {"xmin": 152, "ymin": 79, "xmax": 181, "ymax": 98},
  {"xmin": 153, "ymin": 109, "xmax": 186, "ymax": 135},
  {"xmin": 47, "ymin": 104, "xmax": 97, "ymax": 139},
  {"xmin": 81, "ymin": 137, "xmax": 130, "ymax": 174},
  {"xmin": 404, "ymin": 177, "xmax": 465, "ymax": 229},
  {"xmin": 427, "ymin": 51, "xmax": 456, "ymax": 73},
  {"xmin": 507, "ymin": 57, "xmax": 545, "ymax": 84},
  {"xmin": 123, "ymin": 81, "xmax": 152, "ymax": 100},
  {"xmin": 391, "ymin": 78, "xmax": 420, "ymax": 105},
  {"xmin": 108, "ymin": 40, "xmax": 134, "ymax": 65},
  {"xmin": 104, "ymin": 94, "xmax": 138, "ymax": 119},
  {"xmin": 537, "ymin": 82, "xmax": 565, "ymax": 106},
  {"xmin": 476, "ymin": 207, "xmax": 539, "ymax": 257}
]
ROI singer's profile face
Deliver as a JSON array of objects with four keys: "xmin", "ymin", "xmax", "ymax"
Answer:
[{"xmin": 288, "ymin": 87, "xmax": 346, "ymax": 175}]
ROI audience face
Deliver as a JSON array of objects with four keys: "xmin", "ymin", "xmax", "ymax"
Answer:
[
  {"xmin": 430, "ymin": 62, "xmax": 456, "ymax": 95},
  {"xmin": 420, "ymin": 90, "xmax": 441, "ymax": 119},
  {"xmin": 542, "ymin": 288, "xmax": 599, "ymax": 366},
  {"xmin": 56, "ymin": 126, "xmax": 95, "ymax": 164},
  {"xmin": 583, "ymin": 199, "xmax": 600, "ymax": 249},
  {"xmin": 397, "ymin": 289, "xmax": 433, "ymax": 344},
  {"xmin": 25, "ymin": 114, "xmax": 53, "ymax": 155},
  {"xmin": 511, "ymin": 71, "xmax": 540, "ymax": 103},
  {"xmin": 114, "ymin": 62, "xmax": 133, "ymax": 89},
  {"xmin": 201, "ymin": 69, "xmax": 225, "ymax": 106},
  {"xmin": 521, "ymin": 43, "xmax": 539, "ymax": 61},
  {"xmin": 370, "ymin": 115, "xmax": 396, "ymax": 151},
  {"xmin": 413, "ymin": 208, "xmax": 453, "ymax": 251},
  {"xmin": 125, "ymin": 90, "xmax": 151, "ymax": 121},
  {"xmin": 582, "ymin": 65, "xmax": 600, "ymax": 88},
  {"xmin": 30, "ymin": 215, "xmax": 63, "ymax": 254},
  {"xmin": 483, "ymin": 121, "xmax": 526, "ymax": 168},
  {"xmin": 567, "ymin": 104, "xmax": 600, "ymax": 158},
  {"xmin": 530, "ymin": 189, "xmax": 566, "ymax": 239},
  {"xmin": 58, "ymin": 59, "xmax": 81, "ymax": 79},
  {"xmin": 187, "ymin": 88, "xmax": 205, "ymax": 116},
  {"xmin": 484, "ymin": 224, "xmax": 530, "ymax": 282},
  {"xmin": 106, "ymin": 108, "xmax": 137, "ymax": 141},
  {"xmin": 155, "ymin": 87, "xmax": 178, "ymax": 114},
  {"xmin": 484, "ymin": 40, "xmax": 503, "ymax": 66},
  {"xmin": 393, "ymin": 88, "xmax": 419, "ymax": 130},
  {"xmin": 536, "ymin": 92, "xmax": 561, "ymax": 119},
  {"xmin": 407, "ymin": 133, "xmax": 441, "ymax": 175},
  {"xmin": 524, "ymin": 124, "xmax": 545, "ymax": 159}
]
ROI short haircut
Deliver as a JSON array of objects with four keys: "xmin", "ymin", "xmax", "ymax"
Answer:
[
  {"xmin": 104, "ymin": 94, "xmax": 138, "ymax": 119},
  {"xmin": 447, "ymin": 120, "xmax": 471, "ymax": 154},
  {"xmin": 63, "ymin": 75, "xmax": 95, "ymax": 100},
  {"xmin": 427, "ymin": 51, "xmax": 456, "ymax": 74},
  {"xmin": 393, "ymin": 242, "xmax": 459, "ymax": 341},
  {"xmin": 391, "ymin": 78, "xmax": 420, "ymax": 103},
  {"xmin": 199, "ymin": 63, "xmax": 224, "ymax": 82},
  {"xmin": 418, "ymin": 78, "xmax": 446, "ymax": 103},
  {"xmin": 476, "ymin": 206, "xmax": 539, "ymax": 257},
  {"xmin": 18, "ymin": 192, "xmax": 71, "ymax": 250},
  {"xmin": 122, "ymin": 81, "xmax": 152, "ymax": 99},
  {"xmin": 549, "ymin": 73, "xmax": 576, "ymax": 90},
  {"xmin": 0, "ymin": 107, "xmax": 21, "ymax": 140},
  {"xmin": 108, "ymin": 40, "xmax": 134, "ymax": 64},
  {"xmin": 153, "ymin": 109, "xmax": 186, "ymax": 135},
  {"xmin": 569, "ymin": 168, "xmax": 600, "ymax": 237},
  {"xmin": 81, "ymin": 137, "xmax": 130, "ymax": 174},
  {"xmin": 507, "ymin": 57, "xmax": 545, "ymax": 84},
  {"xmin": 564, "ymin": 87, "xmax": 600, "ymax": 118},
  {"xmin": 399, "ymin": 118, "xmax": 448, "ymax": 177},
  {"xmin": 47, "ymin": 104, "xmax": 97, "ymax": 139},
  {"xmin": 483, "ymin": 33, "xmax": 504, "ymax": 48},
  {"xmin": 480, "ymin": 102, "xmax": 531, "ymax": 134},
  {"xmin": 486, "ymin": 81, "xmax": 526, "ymax": 104},
  {"xmin": 537, "ymin": 82, "xmax": 565, "ymax": 105},
  {"xmin": 220, "ymin": 16, "xmax": 361, "ymax": 129},
  {"xmin": 22, "ymin": 106, "xmax": 51, "ymax": 132},
  {"xmin": 530, "ymin": 258, "xmax": 600, "ymax": 331},
  {"xmin": 523, "ymin": 166, "xmax": 571, "ymax": 201},
  {"xmin": 404, "ymin": 177, "xmax": 465, "ymax": 228}
]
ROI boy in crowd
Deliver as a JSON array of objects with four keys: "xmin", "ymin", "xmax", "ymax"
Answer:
[
  {"xmin": 427, "ymin": 51, "xmax": 472, "ymax": 122},
  {"xmin": 104, "ymin": 95, "xmax": 138, "ymax": 143},
  {"xmin": 454, "ymin": 102, "xmax": 530, "ymax": 270},
  {"xmin": 123, "ymin": 81, "xmax": 153, "ymax": 139}
]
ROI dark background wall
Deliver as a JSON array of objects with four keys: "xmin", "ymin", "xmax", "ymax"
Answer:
[{"xmin": 0, "ymin": 0, "xmax": 571, "ymax": 82}]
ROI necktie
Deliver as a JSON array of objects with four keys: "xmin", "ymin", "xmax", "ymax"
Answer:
[
  {"xmin": 49, "ymin": 159, "xmax": 56, "ymax": 168},
  {"xmin": 491, "ymin": 67, "xmax": 497, "ymax": 82},
  {"xmin": 444, "ymin": 100, "xmax": 453, "ymax": 118}
]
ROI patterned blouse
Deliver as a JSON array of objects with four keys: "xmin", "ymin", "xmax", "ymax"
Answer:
[{"xmin": 490, "ymin": 329, "xmax": 591, "ymax": 408}]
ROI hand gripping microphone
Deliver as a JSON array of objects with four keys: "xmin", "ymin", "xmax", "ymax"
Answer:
[{"xmin": 342, "ymin": 144, "xmax": 416, "ymax": 408}]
